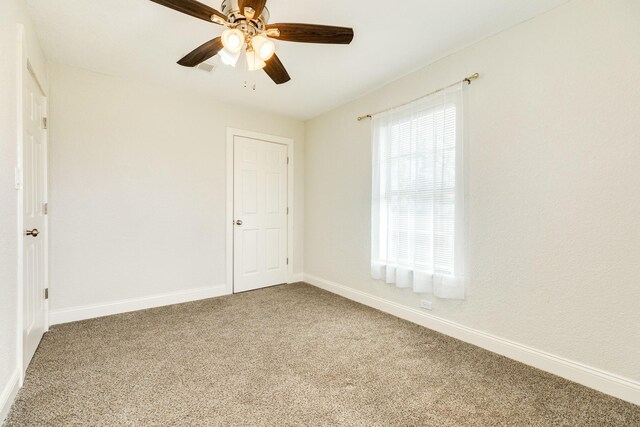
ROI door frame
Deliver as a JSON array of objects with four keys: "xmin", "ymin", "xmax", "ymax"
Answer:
[
  {"xmin": 16, "ymin": 25, "xmax": 49, "ymax": 384},
  {"xmin": 226, "ymin": 128, "xmax": 294, "ymax": 294}
]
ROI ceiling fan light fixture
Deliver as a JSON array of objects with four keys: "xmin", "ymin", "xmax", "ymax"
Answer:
[
  {"xmin": 252, "ymin": 35, "xmax": 275, "ymax": 61},
  {"xmin": 221, "ymin": 28, "xmax": 245, "ymax": 53},
  {"xmin": 246, "ymin": 50, "xmax": 266, "ymax": 71},
  {"xmin": 153, "ymin": 0, "xmax": 355, "ymax": 85},
  {"xmin": 219, "ymin": 47, "xmax": 241, "ymax": 67}
]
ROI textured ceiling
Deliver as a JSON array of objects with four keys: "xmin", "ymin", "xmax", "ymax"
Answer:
[{"xmin": 26, "ymin": 0, "xmax": 569, "ymax": 120}]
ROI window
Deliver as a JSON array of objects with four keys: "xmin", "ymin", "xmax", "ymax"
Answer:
[{"xmin": 371, "ymin": 84, "xmax": 465, "ymax": 299}]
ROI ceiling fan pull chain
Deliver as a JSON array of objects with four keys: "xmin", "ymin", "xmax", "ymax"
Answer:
[{"xmin": 243, "ymin": 50, "xmax": 249, "ymax": 88}]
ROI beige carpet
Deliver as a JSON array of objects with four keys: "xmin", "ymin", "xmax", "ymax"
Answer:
[{"xmin": 4, "ymin": 283, "xmax": 639, "ymax": 426}]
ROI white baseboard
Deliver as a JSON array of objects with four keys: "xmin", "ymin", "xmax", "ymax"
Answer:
[
  {"xmin": 50, "ymin": 285, "xmax": 229, "ymax": 325},
  {"xmin": 289, "ymin": 273, "xmax": 304, "ymax": 283},
  {"xmin": 304, "ymin": 273, "xmax": 640, "ymax": 406},
  {"xmin": 0, "ymin": 370, "xmax": 20, "ymax": 425}
]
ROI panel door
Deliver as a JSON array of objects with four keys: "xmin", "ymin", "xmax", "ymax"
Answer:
[
  {"xmin": 23, "ymin": 70, "xmax": 48, "ymax": 370},
  {"xmin": 233, "ymin": 136, "xmax": 288, "ymax": 292}
]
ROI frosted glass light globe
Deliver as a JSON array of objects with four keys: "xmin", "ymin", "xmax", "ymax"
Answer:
[
  {"xmin": 252, "ymin": 35, "xmax": 275, "ymax": 61},
  {"xmin": 222, "ymin": 29, "xmax": 245, "ymax": 53},
  {"xmin": 246, "ymin": 50, "xmax": 266, "ymax": 71}
]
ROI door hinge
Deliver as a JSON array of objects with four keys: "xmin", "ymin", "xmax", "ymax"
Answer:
[
  {"xmin": 286, "ymin": 258, "xmax": 289, "ymax": 265},
  {"xmin": 43, "ymin": 202, "xmax": 48, "ymax": 215},
  {"xmin": 287, "ymin": 207, "xmax": 289, "ymax": 215},
  {"xmin": 287, "ymin": 157, "xmax": 289, "ymax": 165},
  {"xmin": 44, "ymin": 288, "xmax": 49, "ymax": 299},
  {"xmin": 42, "ymin": 117, "xmax": 48, "ymax": 130}
]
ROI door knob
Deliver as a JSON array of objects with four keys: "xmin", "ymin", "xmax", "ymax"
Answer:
[
  {"xmin": 26, "ymin": 228, "xmax": 39, "ymax": 237},
  {"xmin": 235, "ymin": 220, "xmax": 243, "ymax": 226}
]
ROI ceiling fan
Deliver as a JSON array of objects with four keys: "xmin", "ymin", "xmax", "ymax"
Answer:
[{"xmin": 150, "ymin": 0, "xmax": 354, "ymax": 84}]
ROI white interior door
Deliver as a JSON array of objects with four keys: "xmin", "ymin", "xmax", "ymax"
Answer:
[
  {"xmin": 23, "ymin": 69, "xmax": 48, "ymax": 370},
  {"xmin": 233, "ymin": 136, "xmax": 288, "ymax": 293}
]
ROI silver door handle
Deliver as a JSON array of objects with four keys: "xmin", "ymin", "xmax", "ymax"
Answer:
[
  {"xmin": 235, "ymin": 220, "xmax": 243, "ymax": 226},
  {"xmin": 26, "ymin": 228, "xmax": 40, "ymax": 237}
]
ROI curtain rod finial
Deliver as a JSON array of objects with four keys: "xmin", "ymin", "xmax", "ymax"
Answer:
[
  {"xmin": 464, "ymin": 73, "xmax": 480, "ymax": 85},
  {"xmin": 357, "ymin": 114, "xmax": 372, "ymax": 122}
]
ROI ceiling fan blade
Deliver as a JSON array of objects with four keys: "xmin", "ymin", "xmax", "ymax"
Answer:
[
  {"xmin": 264, "ymin": 54, "xmax": 291, "ymax": 85},
  {"xmin": 177, "ymin": 37, "xmax": 224, "ymax": 67},
  {"xmin": 265, "ymin": 23, "xmax": 354, "ymax": 44},
  {"xmin": 238, "ymin": 0, "xmax": 267, "ymax": 19},
  {"xmin": 149, "ymin": 0, "xmax": 226, "ymax": 23}
]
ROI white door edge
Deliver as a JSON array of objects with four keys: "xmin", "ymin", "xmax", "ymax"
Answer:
[
  {"xmin": 16, "ymin": 25, "xmax": 49, "ymax": 383},
  {"xmin": 226, "ymin": 128, "xmax": 295, "ymax": 294}
]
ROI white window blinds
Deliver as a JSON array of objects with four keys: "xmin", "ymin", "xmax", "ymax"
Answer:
[{"xmin": 371, "ymin": 84, "xmax": 465, "ymax": 299}]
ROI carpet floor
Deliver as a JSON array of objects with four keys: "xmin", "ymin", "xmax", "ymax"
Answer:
[{"xmin": 4, "ymin": 283, "xmax": 639, "ymax": 426}]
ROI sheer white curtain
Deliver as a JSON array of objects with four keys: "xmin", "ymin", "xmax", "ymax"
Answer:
[{"xmin": 371, "ymin": 84, "xmax": 465, "ymax": 299}]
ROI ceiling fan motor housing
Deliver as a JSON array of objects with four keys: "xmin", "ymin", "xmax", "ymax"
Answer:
[{"xmin": 221, "ymin": 0, "xmax": 270, "ymax": 27}]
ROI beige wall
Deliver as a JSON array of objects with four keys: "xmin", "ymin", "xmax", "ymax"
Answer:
[
  {"xmin": 0, "ymin": 0, "xmax": 48, "ymax": 419},
  {"xmin": 304, "ymin": 0, "xmax": 640, "ymax": 381},
  {"xmin": 48, "ymin": 63, "xmax": 304, "ymax": 312}
]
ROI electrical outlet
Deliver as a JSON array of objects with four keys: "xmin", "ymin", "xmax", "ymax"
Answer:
[{"xmin": 420, "ymin": 300, "xmax": 433, "ymax": 310}]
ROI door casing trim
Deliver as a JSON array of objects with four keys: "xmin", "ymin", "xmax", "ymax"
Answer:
[{"xmin": 226, "ymin": 128, "xmax": 295, "ymax": 294}]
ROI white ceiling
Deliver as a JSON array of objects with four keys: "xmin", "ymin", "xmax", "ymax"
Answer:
[{"xmin": 26, "ymin": 0, "xmax": 568, "ymax": 120}]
